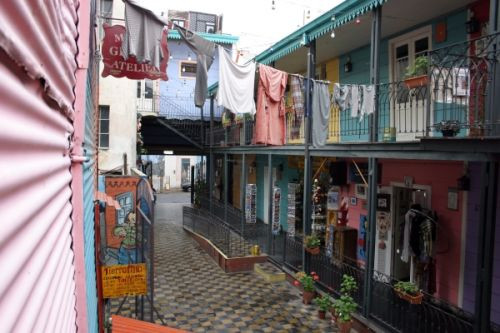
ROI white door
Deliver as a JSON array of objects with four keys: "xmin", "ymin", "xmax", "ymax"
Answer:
[{"xmin": 391, "ymin": 29, "xmax": 431, "ymax": 141}]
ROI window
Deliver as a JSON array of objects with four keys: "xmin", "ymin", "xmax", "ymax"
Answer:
[
  {"xmin": 101, "ymin": 0, "xmax": 113, "ymax": 24},
  {"xmin": 205, "ymin": 22, "xmax": 215, "ymax": 33},
  {"xmin": 180, "ymin": 61, "xmax": 197, "ymax": 78},
  {"xmin": 99, "ymin": 105, "xmax": 110, "ymax": 149},
  {"xmin": 136, "ymin": 82, "xmax": 141, "ymax": 98},
  {"xmin": 144, "ymin": 80, "xmax": 153, "ymax": 98},
  {"xmin": 172, "ymin": 19, "xmax": 185, "ymax": 28}
]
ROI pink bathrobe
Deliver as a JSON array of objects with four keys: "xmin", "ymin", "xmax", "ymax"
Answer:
[{"xmin": 254, "ymin": 65, "xmax": 288, "ymax": 145}]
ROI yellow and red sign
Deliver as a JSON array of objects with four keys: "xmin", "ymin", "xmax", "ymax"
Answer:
[{"xmin": 101, "ymin": 264, "xmax": 147, "ymax": 298}]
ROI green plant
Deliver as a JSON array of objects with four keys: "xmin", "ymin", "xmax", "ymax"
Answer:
[
  {"xmin": 314, "ymin": 295, "xmax": 333, "ymax": 311},
  {"xmin": 305, "ymin": 234, "xmax": 321, "ymax": 248},
  {"xmin": 405, "ymin": 56, "xmax": 429, "ymax": 78},
  {"xmin": 394, "ymin": 281, "xmax": 420, "ymax": 296},
  {"xmin": 340, "ymin": 274, "xmax": 357, "ymax": 295},
  {"xmin": 333, "ymin": 295, "xmax": 357, "ymax": 323},
  {"xmin": 294, "ymin": 271, "xmax": 319, "ymax": 292},
  {"xmin": 193, "ymin": 178, "xmax": 207, "ymax": 207}
]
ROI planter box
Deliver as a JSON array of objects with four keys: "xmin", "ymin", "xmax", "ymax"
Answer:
[
  {"xmin": 305, "ymin": 246, "xmax": 320, "ymax": 255},
  {"xmin": 404, "ymin": 75, "xmax": 429, "ymax": 89},
  {"xmin": 395, "ymin": 289, "xmax": 423, "ymax": 304}
]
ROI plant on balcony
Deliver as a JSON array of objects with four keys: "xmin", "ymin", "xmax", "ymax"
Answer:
[
  {"xmin": 434, "ymin": 120, "xmax": 460, "ymax": 137},
  {"xmin": 331, "ymin": 274, "xmax": 358, "ymax": 332},
  {"xmin": 304, "ymin": 234, "xmax": 321, "ymax": 255},
  {"xmin": 394, "ymin": 280, "xmax": 423, "ymax": 305},
  {"xmin": 404, "ymin": 56, "xmax": 429, "ymax": 89},
  {"xmin": 313, "ymin": 295, "xmax": 333, "ymax": 320},
  {"xmin": 293, "ymin": 271, "xmax": 319, "ymax": 304}
]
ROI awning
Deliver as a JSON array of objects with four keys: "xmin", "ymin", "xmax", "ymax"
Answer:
[{"xmin": 95, "ymin": 191, "xmax": 121, "ymax": 210}]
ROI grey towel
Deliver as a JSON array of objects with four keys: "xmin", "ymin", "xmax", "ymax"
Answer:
[
  {"xmin": 121, "ymin": 0, "xmax": 168, "ymax": 68},
  {"xmin": 175, "ymin": 25, "xmax": 216, "ymax": 107},
  {"xmin": 312, "ymin": 81, "xmax": 331, "ymax": 148}
]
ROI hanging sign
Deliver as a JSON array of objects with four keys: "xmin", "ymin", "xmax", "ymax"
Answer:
[
  {"xmin": 272, "ymin": 187, "xmax": 281, "ymax": 235},
  {"xmin": 245, "ymin": 184, "xmax": 257, "ymax": 224},
  {"xmin": 101, "ymin": 263, "xmax": 147, "ymax": 298},
  {"xmin": 101, "ymin": 24, "xmax": 169, "ymax": 81}
]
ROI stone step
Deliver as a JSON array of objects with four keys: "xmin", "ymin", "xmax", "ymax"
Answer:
[{"xmin": 254, "ymin": 262, "xmax": 286, "ymax": 283}]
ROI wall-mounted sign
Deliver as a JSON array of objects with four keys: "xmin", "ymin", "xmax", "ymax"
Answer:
[
  {"xmin": 102, "ymin": 264, "xmax": 147, "ymax": 298},
  {"xmin": 101, "ymin": 25, "xmax": 169, "ymax": 81}
]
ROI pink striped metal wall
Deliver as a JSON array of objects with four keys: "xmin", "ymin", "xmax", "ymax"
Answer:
[{"xmin": 0, "ymin": 0, "xmax": 85, "ymax": 332}]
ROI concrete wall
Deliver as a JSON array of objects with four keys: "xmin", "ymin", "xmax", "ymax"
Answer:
[{"xmin": 163, "ymin": 155, "xmax": 199, "ymax": 190}]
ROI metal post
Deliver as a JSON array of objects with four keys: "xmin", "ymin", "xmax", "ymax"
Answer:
[
  {"xmin": 267, "ymin": 153, "xmax": 273, "ymax": 254},
  {"xmin": 363, "ymin": 6, "xmax": 382, "ymax": 318},
  {"xmin": 240, "ymin": 154, "xmax": 247, "ymax": 235},
  {"xmin": 123, "ymin": 153, "xmax": 128, "ymax": 175},
  {"xmin": 190, "ymin": 165, "xmax": 195, "ymax": 204},
  {"xmin": 487, "ymin": 0, "xmax": 500, "ymax": 136},
  {"xmin": 302, "ymin": 39, "xmax": 315, "ymax": 273},
  {"xmin": 209, "ymin": 96, "xmax": 215, "ymax": 214},
  {"xmin": 200, "ymin": 106, "xmax": 204, "ymax": 146},
  {"xmin": 224, "ymin": 153, "xmax": 228, "ymax": 223},
  {"xmin": 474, "ymin": 162, "xmax": 498, "ymax": 333}
]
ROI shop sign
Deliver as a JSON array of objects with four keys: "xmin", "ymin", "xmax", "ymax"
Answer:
[
  {"xmin": 101, "ymin": 24, "xmax": 169, "ymax": 81},
  {"xmin": 102, "ymin": 263, "xmax": 147, "ymax": 298}
]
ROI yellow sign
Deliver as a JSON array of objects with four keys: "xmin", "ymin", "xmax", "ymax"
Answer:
[{"xmin": 101, "ymin": 264, "xmax": 147, "ymax": 298}]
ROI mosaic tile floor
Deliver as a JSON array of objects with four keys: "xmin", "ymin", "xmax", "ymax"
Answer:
[{"xmin": 111, "ymin": 200, "xmax": 338, "ymax": 332}]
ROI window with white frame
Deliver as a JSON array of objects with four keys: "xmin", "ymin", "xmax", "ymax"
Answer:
[{"xmin": 99, "ymin": 105, "xmax": 110, "ymax": 149}]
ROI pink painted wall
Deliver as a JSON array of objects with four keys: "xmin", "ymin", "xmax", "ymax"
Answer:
[{"xmin": 380, "ymin": 159, "xmax": 465, "ymax": 305}]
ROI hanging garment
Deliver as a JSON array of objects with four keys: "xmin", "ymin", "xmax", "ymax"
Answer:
[
  {"xmin": 401, "ymin": 210, "xmax": 414, "ymax": 263},
  {"xmin": 290, "ymin": 75, "xmax": 305, "ymax": 125},
  {"xmin": 217, "ymin": 46, "xmax": 256, "ymax": 115},
  {"xmin": 122, "ymin": 0, "xmax": 168, "ymax": 68},
  {"xmin": 254, "ymin": 64, "xmax": 288, "ymax": 145},
  {"xmin": 311, "ymin": 81, "xmax": 331, "ymax": 148},
  {"xmin": 360, "ymin": 85, "xmax": 376, "ymax": 121},
  {"xmin": 333, "ymin": 83, "xmax": 351, "ymax": 111},
  {"xmin": 350, "ymin": 85, "xmax": 360, "ymax": 118},
  {"xmin": 175, "ymin": 25, "xmax": 216, "ymax": 107}
]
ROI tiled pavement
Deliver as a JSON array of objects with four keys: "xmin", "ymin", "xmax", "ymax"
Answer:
[{"xmin": 111, "ymin": 195, "xmax": 338, "ymax": 332}]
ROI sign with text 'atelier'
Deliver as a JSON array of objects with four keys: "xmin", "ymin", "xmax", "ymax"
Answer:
[
  {"xmin": 101, "ymin": 24, "xmax": 169, "ymax": 81},
  {"xmin": 102, "ymin": 264, "xmax": 147, "ymax": 298}
]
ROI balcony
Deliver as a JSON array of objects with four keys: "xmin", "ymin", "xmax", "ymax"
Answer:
[{"xmin": 206, "ymin": 33, "xmax": 500, "ymax": 148}]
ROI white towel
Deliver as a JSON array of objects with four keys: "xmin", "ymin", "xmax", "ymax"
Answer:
[
  {"xmin": 350, "ymin": 85, "xmax": 359, "ymax": 118},
  {"xmin": 360, "ymin": 85, "xmax": 375, "ymax": 121},
  {"xmin": 217, "ymin": 46, "xmax": 256, "ymax": 115}
]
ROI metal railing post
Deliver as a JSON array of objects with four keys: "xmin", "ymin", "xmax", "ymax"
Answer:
[
  {"xmin": 240, "ymin": 154, "xmax": 247, "ymax": 236},
  {"xmin": 267, "ymin": 153, "xmax": 273, "ymax": 254},
  {"xmin": 224, "ymin": 153, "xmax": 228, "ymax": 223},
  {"xmin": 209, "ymin": 96, "xmax": 215, "ymax": 215}
]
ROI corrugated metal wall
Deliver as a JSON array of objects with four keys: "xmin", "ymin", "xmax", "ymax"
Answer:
[
  {"xmin": 0, "ymin": 0, "xmax": 81, "ymax": 332},
  {"xmin": 83, "ymin": 0, "xmax": 99, "ymax": 330}
]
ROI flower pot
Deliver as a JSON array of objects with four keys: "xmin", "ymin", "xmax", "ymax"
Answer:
[
  {"xmin": 318, "ymin": 310, "xmax": 326, "ymax": 320},
  {"xmin": 441, "ymin": 129, "xmax": 459, "ymax": 137},
  {"xmin": 395, "ymin": 289, "xmax": 423, "ymax": 304},
  {"xmin": 337, "ymin": 320, "xmax": 353, "ymax": 333},
  {"xmin": 303, "ymin": 290, "xmax": 315, "ymax": 305},
  {"xmin": 305, "ymin": 246, "xmax": 320, "ymax": 255},
  {"xmin": 404, "ymin": 75, "xmax": 428, "ymax": 89}
]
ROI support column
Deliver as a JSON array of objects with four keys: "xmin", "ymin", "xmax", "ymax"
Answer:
[
  {"xmin": 267, "ymin": 154, "xmax": 273, "ymax": 254},
  {"xmin": 200, "ymin": 106, "xmax": 205, "ymax": 146},
  {"xmin": 240, "ymin": 154, "xmax": 247, "ymax": 235},
  {"xmin": 487, "ymin": 0, "xmax": 500, "ymax": 135},
  {"xmin": 302, "ymin": 39, "xmax": 315, "ymax": 273},
  {"xmin": 363, "ymin": 6, "xmax": 382, "ymax": 318},
  {"xmin": 209, "ymin": 96, "xmax": 215, "ymax": 214},
  {"xmin": 224, "ymin": 153, "xmax": 229, "ymax": 223},
  {"xmin": 474, "ymin": 162, "xmax": 498, "ymax": 333}
]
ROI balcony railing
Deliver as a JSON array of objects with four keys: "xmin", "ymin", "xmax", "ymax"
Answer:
[{"xmin": 206, "ymin": 33, "xmax": 499, "ymax": 148}]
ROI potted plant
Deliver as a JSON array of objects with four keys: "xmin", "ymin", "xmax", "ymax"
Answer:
[
  {"xmin": 293, "ymin": 271, "xmax": 319, "ymax": 304},
  {"xmin": 404, "ymin": 56, "xmax": 429, "ymax": 89},
  {"xmin": 332, "ymin": 295, "xmax": 357, "ymax": 333},
  {"xmin": 394, "ymin": 281, "xmax": 423, "ymax": 305},
  {"xmin": 313, "ymin": 295, "xmax": 333, "ymax": 320},
  {"xmin": 193, "ymin": 178, "xmax": 207, "ymax": 208},
  {"xmin": 434, "ymin": 120, "xmax": 461, "ymax": 137},
  {"xmin": 304, "ymin": 234, "xmax": 321, "ymax": 255}
]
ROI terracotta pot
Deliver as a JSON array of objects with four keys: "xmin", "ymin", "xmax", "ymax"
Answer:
[
  {"xmin": 318, "ymin": 310, "xmax": 326, "ymax": 320},
  {"xmin": 303, "ymin": 290, "xmax": 315, "ymax": 304},
  {"xmin": 395, "ymin": 289, "xmax": 423, "ymax": 305},
  {"xmin": 337, "ymin": 320, "xmax": 353, "ymax": 333},
  {"xmin": 305, "ymin": 246, "xmax": 320, "ymax": 255},
  {"xmin": 404, "ymin": 75, "xmax": 429, "ymax": 89}
]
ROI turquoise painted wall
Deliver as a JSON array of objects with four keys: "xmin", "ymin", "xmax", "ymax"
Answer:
[{"xmin": 337, "ymin": 9, "xmax": 467, "ymax": 142}]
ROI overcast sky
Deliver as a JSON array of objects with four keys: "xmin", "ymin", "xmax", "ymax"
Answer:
[{"xmin": 141, "ymin": 0, "xmax": 343, "ymax": 59}]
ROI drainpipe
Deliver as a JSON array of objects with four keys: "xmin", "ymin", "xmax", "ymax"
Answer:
[
  {"xmin": 302, "ymin": 39, "xmax": 315, "ymax": 273},
  {"xmin": 474, "ymin": 162, "xmax": 498, "ymax": 333},
  {"xmin": 363, "ymin": 6, "xmax": 381, "ymax": 318},
  {"xmin": 267, "ymin": 153, "xmax": 273, "ymax": 254},
  {"xmin": 200, "ymin": 106, "xmax": 204, "ymax": 146},
  {"xmin": 209, "ymin": 96, "xmax": 215, "ymax": 214}
]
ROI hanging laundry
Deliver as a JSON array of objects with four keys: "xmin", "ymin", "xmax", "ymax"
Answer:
[
  {"xmin": 333, "ymin": 83, "xmax": 352, "ymax": 112},
  {"xmin": 350, "ymin": 85, "xmax": 360, "ymax": 118},
  {"xmin": 254, "ymin": 64, "xmax": 288, "ymax": 145},
  {"xmin": 175, "ymin": 25, "xmax": 216, "ymax": 107},
  {"xmin": 121, "ymin": 0, "xmax": 168, "ymax": 68},
  {"xmin": 217, "ymin": 46, "xmax": 256, "ymax": 115},
  {"xmin": 311, "ymin": 81, "xmax": 331, "ymax": 148},
  {"xmin": 360, "ymin": 84, "xmax": 376, "ymax": 121},
  {"xmin": 290, "ymin": 75, "xmax": 305, "ymax": 120}
]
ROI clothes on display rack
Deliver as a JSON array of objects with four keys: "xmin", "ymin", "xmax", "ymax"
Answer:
[
  {"xmin": 217, "ymin": 46, "xmax": 256, "ymax": 115},
  {"xmin": 401, "ymin": 205, "xmax": 437, "ymax": 263},
  {"xmin": 254, "ymin": 64, "xmax": 288, "ymax": 145},
  {"xmin": 122, "ymin": 0, "xmax": 168, "ymax": 68},
  {"xmin": 311, "ymin": 81, "xmax": 331, "ymax": 147},
  {"xmin": 175, "ymin": 25, "xmax": 216, "ymax": 107}
]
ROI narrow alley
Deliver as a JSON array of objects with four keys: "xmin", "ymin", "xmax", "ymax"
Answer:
[{"xmin": 150, "ymin": 192, "xmax": 335, "ymax": 332}]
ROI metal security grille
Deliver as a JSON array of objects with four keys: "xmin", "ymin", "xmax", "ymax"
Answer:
[{"xmin": 190, "ymin": 12, "xmax": 217, "ymax": 33}]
